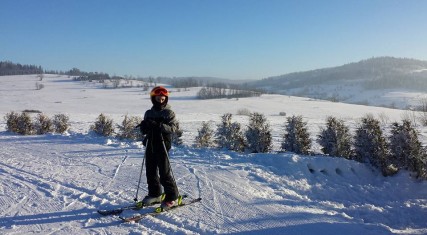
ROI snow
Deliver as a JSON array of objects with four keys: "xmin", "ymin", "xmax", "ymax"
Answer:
[
  {"xmin": 1, "ymin": 74, "xmax": 427, "ymax": 234},
  {"xmin": 270, "ymin": 82, "xmax": 427, "ymax": 110}
]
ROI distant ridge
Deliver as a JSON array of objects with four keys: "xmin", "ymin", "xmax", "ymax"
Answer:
[
  {"xmin": 244, "ymin": 57, "xmax": 427, "ymax": 109},
  {"xmin": 251, "ymin": 56, "xmax": 427, "ymax": 89}
]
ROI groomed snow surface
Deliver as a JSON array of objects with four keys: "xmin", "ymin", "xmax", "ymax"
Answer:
[{"xmin": 1, "ymin": 75, "xmax": 426, "ymax": 234}]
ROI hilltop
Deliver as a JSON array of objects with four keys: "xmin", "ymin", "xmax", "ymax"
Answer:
[{"xmin": 247, "ymin": 57, "xmax": 427, "ymax": 109}]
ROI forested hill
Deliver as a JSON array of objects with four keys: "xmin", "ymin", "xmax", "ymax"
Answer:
[
  {"xmin": 0, "ymin": 61, "xmax": 43, "ymax": 76},
  {"xmin": 250, "ymin": 57, "xmax": 427, "ymax": 91}
]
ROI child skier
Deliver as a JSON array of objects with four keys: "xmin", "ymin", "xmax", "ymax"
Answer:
[{"xmin": 138, "ymin": 86, "xmax": 180, "ymax": 210}]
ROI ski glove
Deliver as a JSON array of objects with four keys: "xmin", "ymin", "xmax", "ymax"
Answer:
[
  {"xmin": 138, "ymin": 120, "xmax": 153, "ymax": 134},
  {"xmin": 142, "ymin": 119, "xmax": 162, "ymax": 133}
]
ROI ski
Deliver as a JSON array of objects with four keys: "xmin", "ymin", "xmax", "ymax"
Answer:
[
  {"xmin": 98, "ymin": 201, "xmax": 159, "ymax": 216},
  {"xmin": 97, "ymin": 193, "xmax": 182, "ymax": 216},
  {"xmin": 120, "ymin": 197, "xmax": 202, "ymax": 223},
  {"xmin": 97, "ymin": 204, "xmax": 146, "ymax": 216},
  {"xmin": 97, "ymin": 194, "xmax": 167, "ymax": 216}
]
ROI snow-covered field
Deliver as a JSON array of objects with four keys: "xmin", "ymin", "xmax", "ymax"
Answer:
[
  {"xmin": 1, "ymin": 75, "xmax": 427, "ymax": 234},
  {"xmin": 269, "ymin": 82, "xmax": 427, "ymax": 110}
]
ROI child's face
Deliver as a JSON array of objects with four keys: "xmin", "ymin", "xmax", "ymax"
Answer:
[{"xmin": 155, "ymin": 95, "xmax": 166, "ymax": 103}]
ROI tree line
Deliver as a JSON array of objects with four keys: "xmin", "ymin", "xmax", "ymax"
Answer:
[
  {"xmin": 0, "ymin": 61, "xmax": 43, "ymax": 76},
  {"xmin": 0, "ymin": 61, "xmax": 113, "ymax": 80},
  {"xmin": 197, "ymin": 86, "xmax": 262, "ymax": 99},
  {"xmin": 195, "ymin": 113, "xmax": 427, "ymax": 180},
  {"xmin": 255, "ymin": 57, "xmax": 427, "ymax": 91}
]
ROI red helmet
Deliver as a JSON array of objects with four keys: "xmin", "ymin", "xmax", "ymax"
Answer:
[{"xmin": 150, "ymin": 86, "xmax": 169, "ymax": 97}]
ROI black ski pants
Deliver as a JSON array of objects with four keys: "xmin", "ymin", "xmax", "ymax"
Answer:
[{"xmin": 145, "ymin": 143, "xmax": 178, "ymax": 202}]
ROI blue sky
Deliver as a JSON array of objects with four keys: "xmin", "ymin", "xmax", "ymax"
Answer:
[{"xmin": 1, "ymin": 0, "xmax": 427, "ymax": 80}]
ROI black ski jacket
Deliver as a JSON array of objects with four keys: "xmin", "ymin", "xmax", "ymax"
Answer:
[{"xmin": 142, "ymin": 104, "xmax": 178, "ymax": 151}]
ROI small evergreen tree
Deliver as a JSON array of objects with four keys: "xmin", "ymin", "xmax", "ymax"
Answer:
[
  {"xmin": 354, "ymin": 115, "xmax": 396, "ymax": 176},
  {"xmin": 245, "ymin": 112, "xmax": 272, "ymax": 153},
  {"xmin": 53, "ymin": 114, "xmax": 70, "ymax": 133},
  {"xmin": 195, "ymin": 121, "xmax": 215, "ymax": 148},
  {"xmin": 17, "ymin": 112, "xmax": 34, "ymax": 135},
  {"xmin": 229, "ymin": 122, "xmax": 246, "ymax": 152},
  {"xmin": 117, "ymin": 115, "xmax": 142, "ymax": 140},
  {"xmin": 216, "ymin": 113, "xmax": 245, "ymax": 152},
  {"xmin": 91, "ymin": 113, "xmax": 114, "ymax": 136},
  {"xmin": 317, "ymin": 116, "xmax": 353, "ymax": 159},
  {"xmin": 34, "ymin": 113, "xmax": 53, "ymax": 135},
  {"xmin": 282, "ymin": 115, "xmax": 311, "ymax": 154},
  {"xmin": 4, "ymin": 111, "xmax": 19, "ymax": 133},
  {"xmin": 389, "ymin": 119, "xmax": 427, "ymax": 178}
]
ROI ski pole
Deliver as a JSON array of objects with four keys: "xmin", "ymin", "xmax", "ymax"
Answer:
[{"xmin": 134, "ymin": 139, "xmax": 147, "ymax": 202}]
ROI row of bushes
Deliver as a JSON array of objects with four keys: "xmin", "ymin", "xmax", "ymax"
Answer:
[
  {"xmin": 4, "ymin": 111, "xmax": 426, "ymax": 179},
  {"xmin": 197, "ymin": 86, "xmax": 262, "ymax": 99},
  {"xmin": 90, "ymin": 113, "xmax": 142, "ymax": 140},
  {"xmin": 4, "ymin": 112, "xmax": 145, "ymax": 141},
  {"xmin": 4, "ymin": 112, "xmax": 181, "ymax": 143},
  {"xmin": 194, "ymin": 113, "xmax": 427, "ymax": 179},
  {"xmin": 89, "ymin": 113, "xmax": 184, "ymax": 145},
  {"xmin": 4, "ymin": 111, "xmax": 69, "ymax": 135}
]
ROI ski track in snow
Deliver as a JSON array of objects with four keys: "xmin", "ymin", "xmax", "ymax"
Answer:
[
  {"xmin": 103, "ymin": 150, "xmax": 130, "ymax": 194},
  {"xmin": 1, "ymin": 130, "xmax": 427, "ymax": 234}
]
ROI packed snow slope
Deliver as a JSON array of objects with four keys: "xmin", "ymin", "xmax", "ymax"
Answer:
[{"xmin": 1, "ymin": 75, "xmax": 427, "ymax": 234}]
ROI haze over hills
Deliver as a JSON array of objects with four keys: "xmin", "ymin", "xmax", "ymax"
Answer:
[
  {"xmin": 261, "ymin": 57, "xmax": 427, "ymax": 85},
  {"xmin": 246, "ymin": 57, "xmax": 427, "ymax": 109}
]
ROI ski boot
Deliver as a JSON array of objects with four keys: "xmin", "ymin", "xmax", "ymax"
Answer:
[
  {"xmin": 156, "ymin": 195, "xmax": 183, "ymax": 212},
  {"xmin": 136, "ymin": 193, "xmax": 165, "ymax": 208}
]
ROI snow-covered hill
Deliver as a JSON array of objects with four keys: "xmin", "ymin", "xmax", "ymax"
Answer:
[
  {"xmin": 1, "ymin": 75, "xmax": 427, "ymax": 234},
  {"xmin": 250, "ymin": 57, "xmax": 427, "ymax": 109}
]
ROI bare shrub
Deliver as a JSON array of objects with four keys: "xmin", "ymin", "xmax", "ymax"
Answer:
[
  {"xmin": 401, "ymin": 110, "xmax": 418, "ymax": 126},
  {"xmin": 35, "ymin": 82, "xmax": 45, "ymax": 90},
  {"xmin": 112, "ymin": 79, "xmax": 120, "ymax": 89},
  {"xmin": 377, "ymin": 112, "xmax": 390, "ymax": 126},
  {"xmin": 417, "ymin": 98, "xmax": 427, "ymax": 126},
  {"xmin": 236, "ymin": 108, "xmax": 251, "ymax": 116},
  {"xmin": 420, "ymin": 114, "xmax": 427, "ymax": 127}
]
